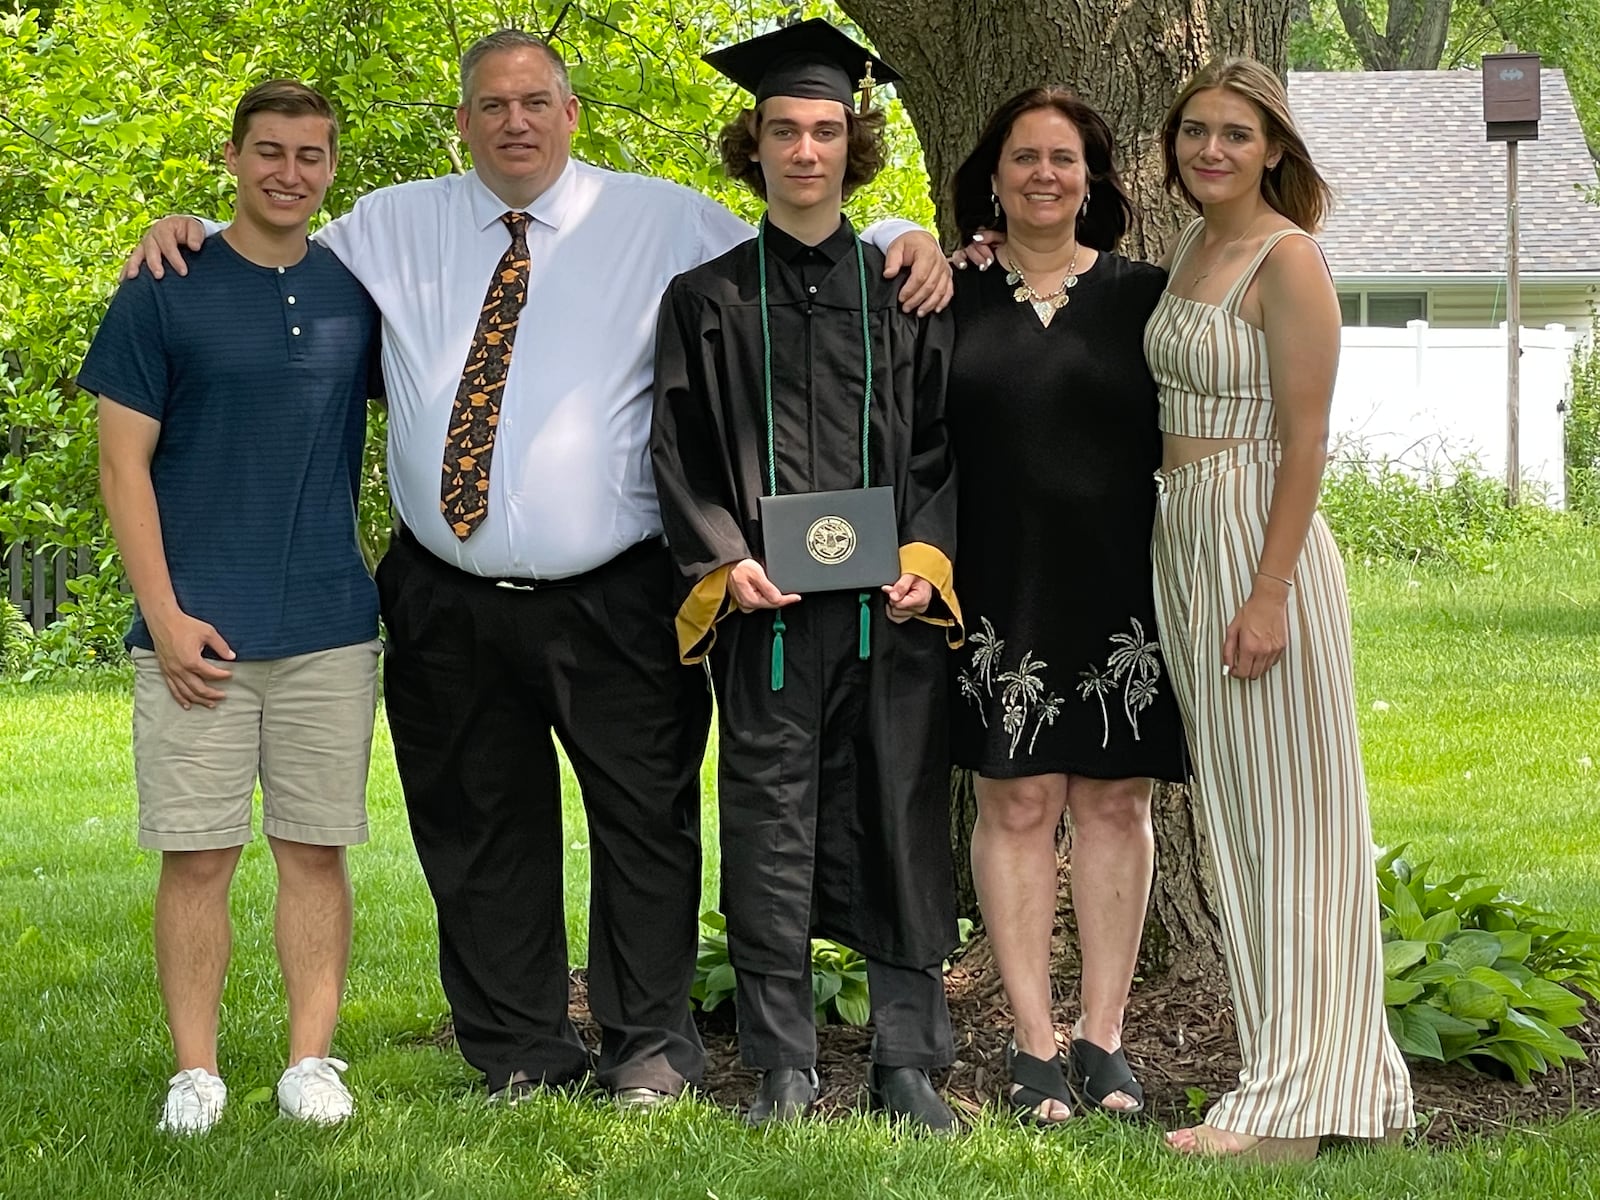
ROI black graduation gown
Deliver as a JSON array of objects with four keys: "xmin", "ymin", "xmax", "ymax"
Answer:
[{"xmin": 651, "ymin": 217, "xmax": 960, "ymax": 976}]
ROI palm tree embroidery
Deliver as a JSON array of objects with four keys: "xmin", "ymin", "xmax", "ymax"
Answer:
[
  {"xmin": 997, "ymin": 652, "xmax": 1049, "ymax": 757},
  {"xmin": 1028, "ymin": 691, "xmax": 1064, "ymax": 755},
  {"xmin": 1105, "ymin": 618, "xmax": 1163, "ymax": 741},
  {"xmin": 959, "ymin": 616, "xmax": 1087, "ymax": 758},
  {"xmin": 1076, "ymin": 664, "xmax": 1115, "ymax": 749},
  {"xmin": 956, "ymin": 616, "xmax": 1006, "ymax": 729}
]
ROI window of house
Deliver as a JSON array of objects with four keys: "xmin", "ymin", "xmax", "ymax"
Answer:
[
  {"xmin": 1366, "ymin": 293, "xmax": 1428, "ymax": 327},
  {"xmin": 1335, "ymin": 290, "xmax": 1429, "ymax": 327}
]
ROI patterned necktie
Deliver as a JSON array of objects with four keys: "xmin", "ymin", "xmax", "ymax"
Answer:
[{"xmin": 441, "ymin": 211, "xmax": 530, "ymax": 540}]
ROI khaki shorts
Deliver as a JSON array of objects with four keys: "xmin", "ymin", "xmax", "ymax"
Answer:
[{"xmin": 131, "ymin": 639, "xmax": 381, "ymax": 851}]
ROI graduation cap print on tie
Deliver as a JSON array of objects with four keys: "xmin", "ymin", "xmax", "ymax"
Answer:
[
  {"xmin": 702, "ymin": 17, "xmax": 900, "ymax": 112},
  {"xmin": 441, "ymin": 210, "xmax": 530, "ymax": 540}
]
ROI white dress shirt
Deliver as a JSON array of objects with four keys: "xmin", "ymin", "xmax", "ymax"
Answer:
[{"xmin": 212, "ymin": 161, "xmax": 921, "ymax": 578}]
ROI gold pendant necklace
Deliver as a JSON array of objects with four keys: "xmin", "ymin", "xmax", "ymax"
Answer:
[{"xmin": 1004, "ymin": 248, "xmax": 1079, "ymax": 329}]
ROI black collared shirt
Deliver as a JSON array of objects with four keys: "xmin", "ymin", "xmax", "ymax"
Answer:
[{"xmin": 762, "ymin": 216, "xmax": 857, "ymax": 292}]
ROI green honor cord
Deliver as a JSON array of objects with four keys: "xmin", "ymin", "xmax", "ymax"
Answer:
[{"xmin": 757, "ymin": 221, "xmax": 875, "ymax": 691}]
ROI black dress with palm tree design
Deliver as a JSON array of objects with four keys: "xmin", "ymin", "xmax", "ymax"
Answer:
[{"xmin": 947, "ymin": 253, "xmax": 1186, "ymax": 781}]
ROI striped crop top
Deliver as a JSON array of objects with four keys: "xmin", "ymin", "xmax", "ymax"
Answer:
[{"xmin": 1143, "ymin": 219, "xmax": 1317, "ymax": 440}]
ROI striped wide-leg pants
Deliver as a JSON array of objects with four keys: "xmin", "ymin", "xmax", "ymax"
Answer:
[{"xmin": 1150, "ymin": 441, "xmax": 1414, "ymax": 1138}]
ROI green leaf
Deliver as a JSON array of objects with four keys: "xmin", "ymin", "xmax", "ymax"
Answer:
[
  {"xmin": 1520, "ymin": 977, "xmax": 1584, "ymax": 1020},
  {"xmin": 1444, "ymin": 930, "xmax": 1505, "ymax": 970},
  {"xmin": 1414, "ymin": 908, "xmax": 1461, "ymax": 943},
  {"xmin": 811, "ymin": 970, "xmax": 843, "ymax": 1008},
  {"xmin": 1464, "ymin": 965, "xmax": 1532, "ymax": 1005},
  {"xmin": 833, "ymin": 985, "xmax": 871, "ymax": 1027},
  {"xmin": 1384, "ymin": 977, "xmax": 1426, "ymax": 1005},
  {"xmin": 1387, "ymin": 875, "xmax": 1425, "ymax": 939},
  {"xmin": 1494, "ymin": 930, "xmax": 1533, "ymax": 962},
  {"xmin": 1444, "ymin": 979, "xmax": 1509, "ymax": 1021},
  {"xmin": 1407, "ymin": 959, "xmax": 1465, "ymax": 985},
  {"xmin": 705, "ymin": 963, "xmax": 736, "ymax": 994},
  {"xmin": 1383, "ymin": 939, "xmax": 1429, "ymax": 975},
  {"xmin": 1391, "ymin": 1008, "xmax": 1445, "ymax": 1060},
  {"xmin": 241, "ymin": 1086, "xmax": 274, "ymax": 1105},
  {"xmin": 1408, "ymin": 1004, "xmax": 1483, "ymax": 1038}
]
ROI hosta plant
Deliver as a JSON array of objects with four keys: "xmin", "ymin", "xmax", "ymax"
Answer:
[{"xmin": 1378, "ymin": 844, "xmax": 1600, "ymax": 1083}]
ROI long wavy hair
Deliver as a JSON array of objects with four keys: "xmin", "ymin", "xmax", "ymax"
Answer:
[{"xmin": 1161, "ymin": 57, "xmax": 1332, "ymax": 232}]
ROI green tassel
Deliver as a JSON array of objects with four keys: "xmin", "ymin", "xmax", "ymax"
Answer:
[
  {"xmin": 771, "ymin": 614, "xmax": 786, "ymax": 691},
  {"xmin": 858, "ymin": 592, "xmax": 871, "ymax": 660}
]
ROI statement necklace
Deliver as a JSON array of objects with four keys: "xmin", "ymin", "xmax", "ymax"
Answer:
[{"xmin": 1004, "ymin": 248, "xmax": 1079, "ymax": 328}]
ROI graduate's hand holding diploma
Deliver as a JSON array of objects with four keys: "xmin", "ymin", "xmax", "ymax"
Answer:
[
  {"xmin": 883, "ymin": 573, "xmax": 931, "ymax": 623},
  {"xmin": 730, "ymin": 558, "xmax": 801, "ymax": 612}
]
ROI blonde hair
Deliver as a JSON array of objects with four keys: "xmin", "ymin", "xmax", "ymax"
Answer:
[{"xmin": 1161, "ymin": 57, "xmax": 1331, "ymax": 233}]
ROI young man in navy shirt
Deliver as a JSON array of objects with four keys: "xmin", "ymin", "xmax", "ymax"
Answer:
[{"xmin": 80, "ymin": 80, "xmax": 381, "ymax": 1134}]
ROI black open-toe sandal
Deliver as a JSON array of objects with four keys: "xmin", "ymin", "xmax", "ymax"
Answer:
[
  {"xmin": 1004, "ymin": 1038, "xmax": 1073, "ymax": 1126},
  {"xmin": 1067, "ymin": 1036, "xmax": 1145, "ymax": 1118}
]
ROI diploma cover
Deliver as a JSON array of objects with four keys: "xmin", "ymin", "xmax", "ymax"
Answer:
[{"xmin": 758, "ymin": 486, "xmax": 899, "ymax": 594}]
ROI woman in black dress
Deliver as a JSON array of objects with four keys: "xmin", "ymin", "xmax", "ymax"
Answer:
[{"xmin": 947, "ymin": 88, "xmax": 1185, "ymax": 1123}]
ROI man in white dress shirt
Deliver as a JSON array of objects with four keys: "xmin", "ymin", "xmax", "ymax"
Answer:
[{"xmin": 130, "ymin": 29, "xmax": 952, "ymax": 1106}]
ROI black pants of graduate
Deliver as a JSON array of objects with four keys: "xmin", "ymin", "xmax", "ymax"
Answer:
[
  {"xmin": 376, "ymin": 531, "xmax": 711, "ymax": 1095},
  {"xmin": 737, "ymin": 961, "xmax": 953, "ymax": 1070}
]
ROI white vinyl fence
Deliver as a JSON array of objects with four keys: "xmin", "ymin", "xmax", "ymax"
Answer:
[{"xmin": 1330, "ymin": 321, "xmax": 1579, "ymax": 507}]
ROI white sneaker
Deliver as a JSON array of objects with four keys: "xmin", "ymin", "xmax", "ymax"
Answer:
[
  {"xmin": 277, "ymin": 1056, "xmax": 353, "ymax": 1125},
  {"xmin": 158, "ymin": 1067, "xmax": 227, "ymax": 1134}
]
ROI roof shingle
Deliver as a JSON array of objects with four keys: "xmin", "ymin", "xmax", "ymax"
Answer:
[{"xmin": 1288, "ymin": 69, "xmax": 1600, "ymax": 275}]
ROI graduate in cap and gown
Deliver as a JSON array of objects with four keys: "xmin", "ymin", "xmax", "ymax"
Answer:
[{"xmin": 650, "ymin": 18, "xmax": 963, "ymax": 1131}]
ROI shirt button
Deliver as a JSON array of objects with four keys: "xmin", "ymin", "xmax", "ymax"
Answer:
[
  {"xmin": 287, "ymin": 296, "xmax": 296, "ymax": 305},
  {"xmin": 808, "ymin": 285, "xmax": 818, "ymax": 294},
  {"xmin": 291, "ymin": 326, "xmax": 301, "ymax": 336}
]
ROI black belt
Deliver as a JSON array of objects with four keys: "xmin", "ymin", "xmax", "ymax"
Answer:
[{"xmin": 395, "ymin": 525, "xmax": 664, "ymax": 591}]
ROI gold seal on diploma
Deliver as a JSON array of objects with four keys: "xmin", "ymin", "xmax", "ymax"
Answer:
[{"xmin": 805, "ymin": 515, "xmax": 856, "ymax": 565}]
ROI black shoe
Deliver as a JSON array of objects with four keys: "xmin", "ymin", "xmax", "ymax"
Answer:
[
  {"xmin": 744, "ymin": 1067, "xmax": 820, "ymax": 1128},
  {"xmin": 485, "ymin": 1070, "xmax": 540, "ymax": 1108},
  {"xmin": 866, "ymin": 1065, "xmax": 959, "ymax": 1133}
]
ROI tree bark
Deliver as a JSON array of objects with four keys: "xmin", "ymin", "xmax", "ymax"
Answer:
[
  {"xmin": 839, "ymin": 0, "xmax": 1293, "ymax": 260},
  {"xmin": 839, "ymin": 0, "xmax": 1303, "ymax": 979}
]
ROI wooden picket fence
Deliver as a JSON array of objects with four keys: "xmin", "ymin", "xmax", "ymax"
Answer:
[{"xmin": 2, "ymin": 425, "xmax": 96, "ymax": 631}]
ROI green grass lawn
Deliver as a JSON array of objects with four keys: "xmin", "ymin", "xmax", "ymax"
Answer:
[{"xmin": 2, "ymin": 528, "xmax": 1598, "ymax": 1198}]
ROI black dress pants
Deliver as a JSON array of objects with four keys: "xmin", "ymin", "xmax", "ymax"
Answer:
[
  {"xmin": 735, "ymin": 959, "xmax": 954, "ymax": 1070},
  {"xmin": 377, "ymin": 532, "xmax": 710, "ymax": 1094}
]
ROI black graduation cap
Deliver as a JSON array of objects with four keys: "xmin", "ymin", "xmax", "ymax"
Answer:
[{"xmin": 703, "ymin": 17, "xmax": 900, "ymax": 110}]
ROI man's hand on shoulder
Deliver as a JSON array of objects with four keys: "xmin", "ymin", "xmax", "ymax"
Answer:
[
  {"xmin": 882, "ymin": 230, "xmax": 953, "ymax": 317},
  {"xmin": 122, "ymin": 216, "xmax": 207, "ymax": 281},
  {"xmin": 146, "ymin": 608, "xmax": 235, "ymax": 709}
]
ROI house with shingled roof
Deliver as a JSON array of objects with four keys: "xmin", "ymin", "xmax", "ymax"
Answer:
[{"xmin": 1288, "ymin": 69, "xmax": 1600, "ymax": 333}]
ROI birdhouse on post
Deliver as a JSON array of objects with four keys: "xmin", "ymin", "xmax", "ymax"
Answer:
[
  {"xmin": 1482, "ymin": 49, "xmax": 1541, "ymax": 506},
  {"xmin": 1483, "ymin": 51, "xmax": 1541, "ymax": 142}
]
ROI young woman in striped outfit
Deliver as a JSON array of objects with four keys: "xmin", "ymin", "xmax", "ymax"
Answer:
[{"xmin": 1142, "ymin": 57, "xmax": 1415, "ymax": 1161}]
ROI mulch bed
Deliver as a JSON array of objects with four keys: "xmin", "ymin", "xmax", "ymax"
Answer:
[{"xmin": 520, "ymin": 951, "xmax": 1600, "ymax": 1142}]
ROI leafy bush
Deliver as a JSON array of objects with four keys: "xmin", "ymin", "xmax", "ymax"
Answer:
[
  {"xmin": 1379, "ymin": 844, "xmax": 1600, "ymax": 1084},
  {"xmin": 1565, "ymin": 319, "xmax": 1600, "ymax": 521},
  {"xmin": 1, "ymin": 600, "xmax": 32, "ymax": 675},
  {"xmin": 1320, "ymin": 452, "xmax": 1562, "ymax": 570},
  {"xmin": 691, "ymin": 911, "xmax": 872, "ymax": 1027}
]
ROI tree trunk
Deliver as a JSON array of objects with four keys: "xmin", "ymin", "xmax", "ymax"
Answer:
[
  {"xmin": 839, "ymin": 0, "xmax": 1293, "ymax": 259},
  {"xmin": 1334, "ymin": 0, "xmax": 1453, "ymax": 71},
  {"xmin": 839, "ymin": 0, "xmax": 1301, "ymax": 979}
]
